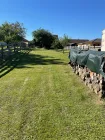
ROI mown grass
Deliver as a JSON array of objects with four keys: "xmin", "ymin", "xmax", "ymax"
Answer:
[{"xmin": 0, "ymin": 49, "xmax": 105, "ymax": 140}]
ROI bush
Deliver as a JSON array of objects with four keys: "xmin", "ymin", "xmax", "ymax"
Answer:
[{"xmin": 51, "ymin": 39, "xmax": 63, "ymax": 49}]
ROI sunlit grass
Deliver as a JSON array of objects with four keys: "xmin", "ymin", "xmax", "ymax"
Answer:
[{"xmin": 0, "ymin": 49, "xmax": 105, "ymax": 139}]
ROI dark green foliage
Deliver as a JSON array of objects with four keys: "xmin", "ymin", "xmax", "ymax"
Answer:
[
  {"xmin": 29, "ymin": 40, "xmax": 35, "ymax": 47},
  {"xmin": 60, "ymin": 34, "xmax": 70, "ymax": 48},
  {"xmin": 32, "ymin": 28, "xmax": 54, "ymax": 49},
  {"xmin": 0, "ymin": 30, "xmax": 4, "ymax": 41},
  {"xmin": 51, "ymin": 39, "xmax": 63, "ymax": 49},
  {"xmin": 0, "ymin": 22, "xmax": 26, "ymax": 43}
]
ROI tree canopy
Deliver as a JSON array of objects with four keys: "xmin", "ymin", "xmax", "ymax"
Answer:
[
  {"xmin": 51, "ymin": 34, "xmax": 70, "ymax": 51},
  {"xmin": 0, "ymin": 22, "xmax": 26, "ymax": 43},
  {"xmin": 32, "ymin": 29, "xmax": 54, "ymax": 49},
  {"xmin": 60, "ymin": 34, "xmax": 70, "ymax": 48},
  {"xmin": 51, "ymin": 38, "xmax": 63, "ymax": 49}
]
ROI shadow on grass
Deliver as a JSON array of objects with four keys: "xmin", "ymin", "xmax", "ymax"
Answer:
[
  {"xmin": 0, "ymin": 50, "xmax": 30, "ymax": 78},
  {"xmin": 0, "ymin": 49, "xmax": 66, "ymax": 78},
  {"xmin": 16, "ymin": 54, "xmax": 66, "ymax": 67},
  {"xmin": 55, "ymin": 49, "xmax": 70, "ymax": 54}
]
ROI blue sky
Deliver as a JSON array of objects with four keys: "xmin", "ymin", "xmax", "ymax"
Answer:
[{"xmin": 0, "ymin": 0, "xmax": 105, "ymax": 40}]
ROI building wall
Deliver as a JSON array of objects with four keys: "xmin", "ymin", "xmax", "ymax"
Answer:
[
  {"xmin": 24, "ymin": 42, "xmax": 28, "ymax": 46},
  {"xmin": 101, "ymin": 30, "xmax": 105, "ymax": 51}
]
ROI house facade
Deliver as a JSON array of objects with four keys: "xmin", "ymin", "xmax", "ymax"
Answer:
[
  {"xmin": 21, "ymin": 38, "xmax": 29, "ymax": 47},
  {"xmin": 66, "ymin": 39, "xmax": 89, "ymax": 49},
  {"xmin": 86, "ymin": 38, "xmax": 101, "ymax": 47},
  {"xmin": 101, "ymin": 30, "xmax": 105, "ymax": 51}
]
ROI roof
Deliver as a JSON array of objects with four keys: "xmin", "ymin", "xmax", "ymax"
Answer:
[
  {"xmin": 53, "ymin": 35, "xmax": 58, "ymax": 39},
  {"xmin": 22, "ymin": 38, "xmax": 29, "ymax": 42},
  {"xmin": 85, "ymin": 38, "xmax": 101, "ymax": 44},
  {"xmin": 92, "ymin": 38, "xmax": 101, "ymax": 43},
  {"xmin": 69, "ymin": 39, "xmax": 89, "ymax": 44}
]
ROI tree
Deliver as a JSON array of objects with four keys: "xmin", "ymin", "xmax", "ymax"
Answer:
[
  {"xmin": 60, "ymin": 34, "xmax": 70, "ymax": 53},
  {"xmin": 0, "ymin": 30, "xmax": 4, "ymax": 41},
  {"xmin": 51, "ymin": 39, "xmax": 63, "ymax": 49},
  {"xmin": 29, "ymin": 40, "xmax": 35, "ymax": 47},
  {"xmin": 60, "ymin": 34, "xmax": 70, "ymax": 48},
  {"xmin": 0, "ymin": 21, "xmax": 26, "ymax": 43},
  {"xmin": 32, "ymin": 28, "xmax": 54, "ymax": 49}
]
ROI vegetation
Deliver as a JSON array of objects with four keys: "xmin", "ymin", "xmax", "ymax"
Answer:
[
  {"xmin": 1, "ymin": 49, "xmax": 105, "ymax": 139},
  {"xmin": 51, "ymin": 34, "xmax": 70, "ymax": 51},
  {"xmin": 60, "ymin": 34, "xmax": 70, "ymax": 52},
  {"xmin": 0, "ymin": 21, "xmax": 70, "ymax": 51},
  {"xmin": 0, "ymin": 21, "xmax": 26, "ymax": 43},
  {"xmin": 60, "ymin": 34, "xmax": 70, "ymax": 48},
  {"xmin": 32, "ymin": 28, "xmax": 70, "ymax": 50},
  {"xmin": 28, "ymin": 40, "xmax": 35, "ymax": 47},
  {"xmin": 32, "ymin": 28, "xmax": 54, "ymax": 49},
  {"xmin": 51, "ymin": 38, "xmax": 63, "ymax": 49}
]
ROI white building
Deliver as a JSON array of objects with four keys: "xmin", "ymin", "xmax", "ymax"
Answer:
[{"xmin": 101, "ymin": 29, "xmax": 105, "ymax": 51}]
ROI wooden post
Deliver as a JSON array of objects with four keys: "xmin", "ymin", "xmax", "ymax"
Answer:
[
  {"xmin": 1, "ymin": 45, "xmax": 3, "ymax": 60},
  {"xmin": 14, "ymin": 44, "xmax": 15, "ymax": 52},
  {"xmin": 7, "ymin": 44, "xmax": 10, "ymax": 57}
]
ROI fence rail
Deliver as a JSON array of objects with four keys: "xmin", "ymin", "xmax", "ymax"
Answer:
[{"xmin": 0, "ymin": 43, "xmax": 28, "ymax": 61}]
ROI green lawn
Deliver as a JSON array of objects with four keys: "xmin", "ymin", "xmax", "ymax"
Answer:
[{"xmin": 1, "ymin": 49, "xmax": 105, "ymax": 140}]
